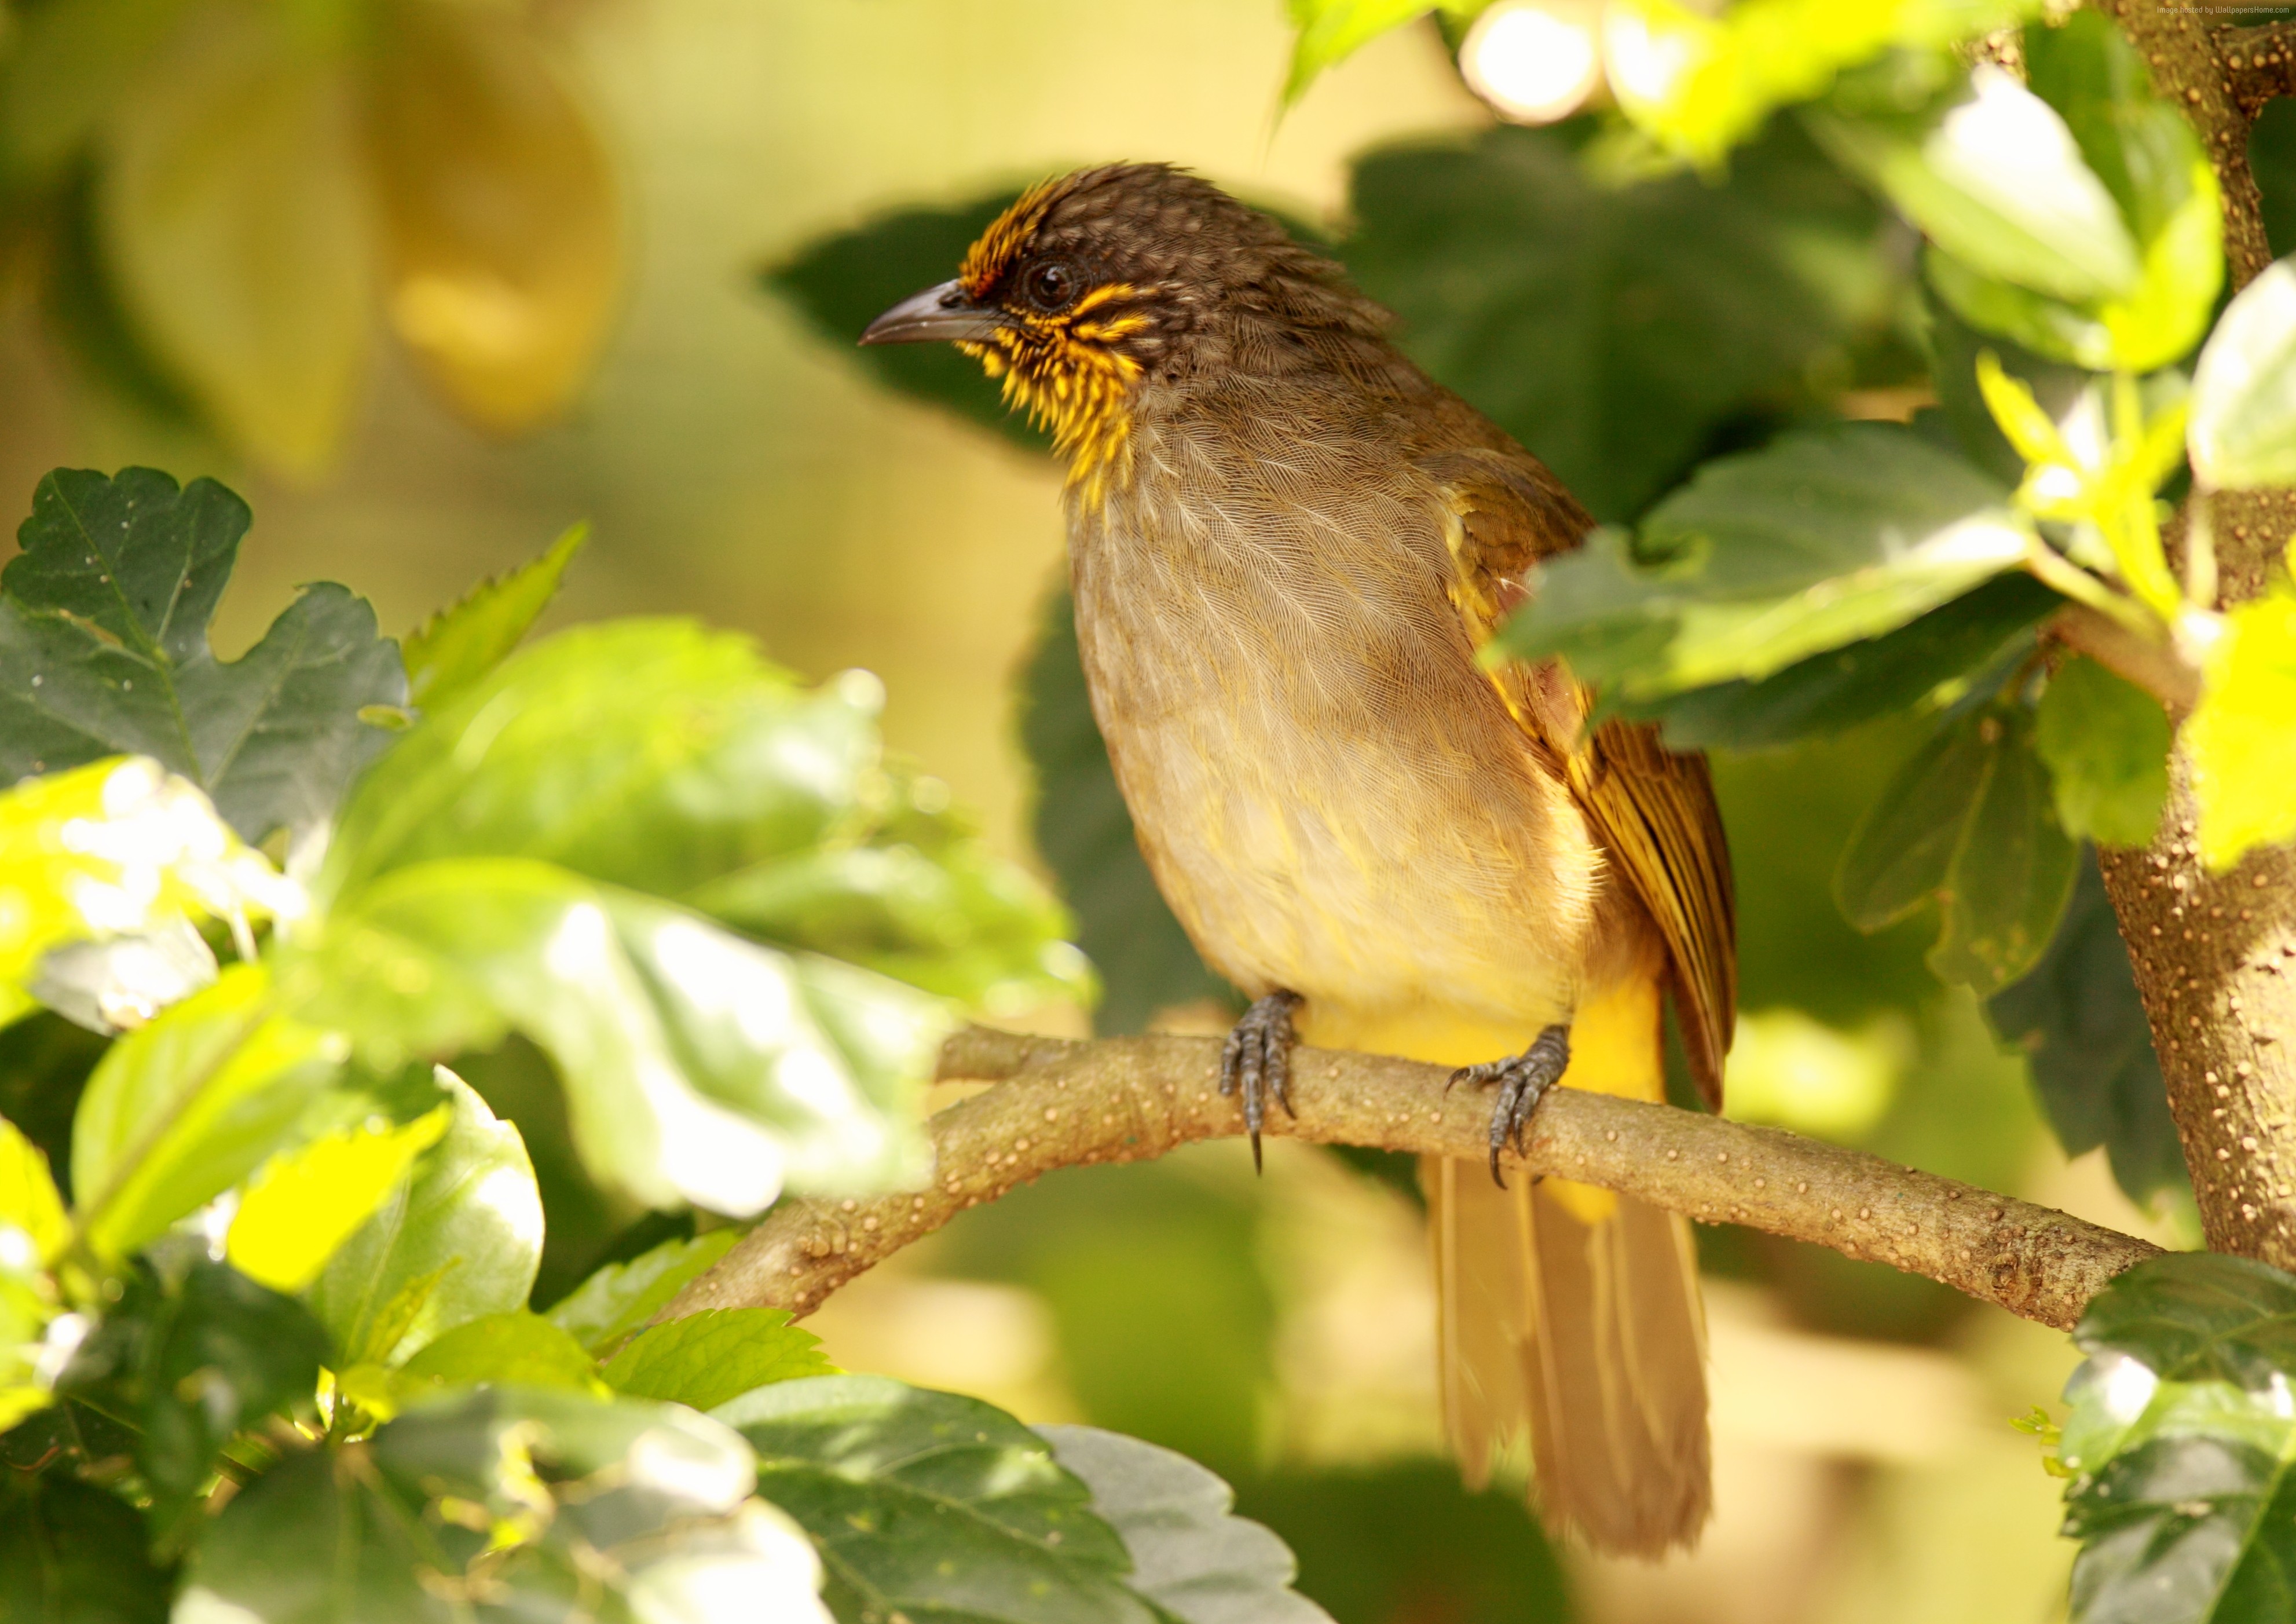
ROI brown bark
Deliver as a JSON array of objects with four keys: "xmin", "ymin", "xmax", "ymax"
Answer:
[
  {"xmin": 666, "ymin": 1028, "xmax": 2159, "ymax": 1333},
  {"xmin": 2087, "ymin": 8, "xmax": 2296, "ymax": 1261}
]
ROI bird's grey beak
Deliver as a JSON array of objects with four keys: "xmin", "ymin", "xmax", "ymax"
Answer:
[{"xmin": 859, "ymin": 279, "xmax": 1002, "ymax": 345}]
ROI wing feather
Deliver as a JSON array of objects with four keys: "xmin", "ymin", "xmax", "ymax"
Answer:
[{"xmin": 1423, "ymin": 447, "xmax": 1737, "ymax": 1106}]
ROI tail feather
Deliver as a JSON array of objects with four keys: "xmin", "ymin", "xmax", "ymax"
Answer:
[{"xmin": 1424, "ymin": 1160, "xmax": 1711, "ymax": 1557}]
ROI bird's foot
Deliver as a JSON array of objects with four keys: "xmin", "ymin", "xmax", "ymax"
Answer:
[
  {"xmin": 1450, "ymin": 1024, "xmax": 1572, "ymax": 1188},
  {"xmin": 1221, "ymin": 990, "xmax": 1303, "ymax": 1171}
]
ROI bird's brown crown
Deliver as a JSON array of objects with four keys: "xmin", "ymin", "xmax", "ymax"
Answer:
[{"xmin": 953, "ymin": 164, "xmax": 1383, "ymax": 503}]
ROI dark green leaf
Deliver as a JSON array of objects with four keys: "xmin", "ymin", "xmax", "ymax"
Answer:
[
  {"xmin": 309, "ymin": 1070, "xmax": 544, "ymax": 1369},
  {"xmin": 723, "ymin": 1373, "xmax": 1152, "ymax": 1624},
  {"xmin": 1345, "ymin": 119, "xmax": 1896, "ymax": 520},
  {"xmin": 1634, "ymin": 570, "xmax": 2060, "ymax": 750},
  {"xmin": 0, "ymin": 1470, "xmax": 170, "ymax": 1624},
  {"xmin": 395, "ymin": 1310, "xmax": 605, "ymax": 1393},
  {"xmin": 58, "ymin": 1259, "xmax": 329, "ymax": 1546},
  {"xmin": 0, "ymin": 468, "xmax": 405, "ymax": 843},
  {"xmin": 1989, "ymin": 851, "xmax": 2184, "ymax": 1204},
  {"xmin": 543, "ymin": 1228, "xmax": 741, "ymax": 1356},
  {"xmin": 317, "ymin": 619, "xmax": 880, "ymax": 905},
  {"xmin": 2075, "ymin": 1253, "xmax": 2296, "ymax": 1393},
  {"xmin": 1836, "ymin": 704, "xmax": 2077, "ymax": 993},
  {"xmin": 1038, "ymin": 1425, "xmax": 1334, "ymax": 1624},
  {"xmin": 2035, "ymin": 657, "xmax": 2170, "ymax": 847},
  {"xmin": 601, "ymin": 1307, "xmax": 836, "ymax": 1410},
  {"xmin": 401, "ymin": 522, "xmax": 586, "ymax": 709},
  {"xmin": 1019, "ymin": 587, "xmax": 1231, "ymax": 1033},
  {"xmin": 2067, "ymin": 1435, "xmax": 2296, "ymax": 1624},
  {"xmin": 1499, "ymin": 424, "xmax": 2027, "ymax": 697},
  {"xmin": 2251, "ymin": 99, "xmax": 2296, "ymax": 261},
  {"xmin": 763, "ymin": 191, "xmax": 1045, "ymax": 452}
]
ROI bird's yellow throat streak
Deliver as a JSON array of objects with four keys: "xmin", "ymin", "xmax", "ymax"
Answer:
[{"xmin": 959, "ymin": 284, "xmax": 1147, "ymax": 509}]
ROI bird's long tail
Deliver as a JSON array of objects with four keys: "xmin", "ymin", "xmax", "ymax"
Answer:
[{"xmin": 1416, "ymin": 976, "xmax": 1711, "ymax": 1557}]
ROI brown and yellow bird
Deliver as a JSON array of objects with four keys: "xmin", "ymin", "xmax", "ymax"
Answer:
[{"xmin": 864, "ymin": 164, "xmax": 1735, "ymax": 1557}]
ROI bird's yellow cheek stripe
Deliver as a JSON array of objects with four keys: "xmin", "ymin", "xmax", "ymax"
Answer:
[{"xmin": 961, "ymin": 298, "xmax": 1146, "ymax": 511}]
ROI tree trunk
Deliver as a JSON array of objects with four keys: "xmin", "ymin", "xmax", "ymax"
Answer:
[{"xmin": 2093, "ymin": 4, "xmax": 2296, "ymax": 1260}]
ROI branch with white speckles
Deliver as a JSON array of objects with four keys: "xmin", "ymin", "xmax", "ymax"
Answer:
[{"xmin": 664, "ymin": 1026, "xmax": 2162, "ymax": 1333}]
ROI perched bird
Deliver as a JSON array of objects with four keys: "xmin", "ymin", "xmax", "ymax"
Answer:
[{"xmin": 863, "ymin": 164, "xmax": 1735, "ymax": 1557}]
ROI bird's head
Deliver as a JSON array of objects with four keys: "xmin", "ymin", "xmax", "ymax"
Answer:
[{"xmin": 861, "ymin": 163, "xmax": 1378, "ymax": 504}]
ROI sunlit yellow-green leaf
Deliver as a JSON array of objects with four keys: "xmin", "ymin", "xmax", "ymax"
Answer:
[
  {"xmin": 225, "ymin": 1106, "xmax": 451, "ymax": 1293},
  {"xmin": 1283, "ymin": 0, "xmax": 1478, "ymax": 107},
  {"xmin": 367, "ymin": 1, "xmax": 621, "ymax": 432},
  {"xmin": 97, "ymin": 0, "xmax": 373, "ymax": 474},
  {"xmin": 396, "ymin": 1308, "xmax": 609, "ymax": 1394},
  {"xmin": 2188, "ymin": 587, "xmax": 2296, "ymax": 870},
  {"xmin": 0, "ymin": 1115, "xmax": 68, "ymax": 1266},
  {"xmin": 2189, "ymin": 257, "xmax": 2296, "ymax": 492},
  {"xmin": 402, "ymin": 524, "xmax": 587, "ymax": 709}
]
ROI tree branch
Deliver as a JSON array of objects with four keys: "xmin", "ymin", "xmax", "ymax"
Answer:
[{"xmin": 667, "ymin": 1027, "xmax": 2162, "ymax": 1334}]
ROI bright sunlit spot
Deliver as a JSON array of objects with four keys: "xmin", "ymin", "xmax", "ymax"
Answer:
[{"xmin": 1460, "ymin": 2, "xmax": 1603, "ymax": 126}]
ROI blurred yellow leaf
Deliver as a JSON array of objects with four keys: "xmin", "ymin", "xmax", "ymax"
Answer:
[
  {"xmin": 2189, "ymin": 584, "xmax": 2296, "ymax": 871},
  {"xmin": 97, "ymin": 0, "xmax": 374, "ymax": 476},
  {"xmin": 365, "ymin": 1, "xmax": 621, "ymax": 433},
  {"xmin": 226, "ymin": 1106, "xmax": 451, "ymax": 1293}
]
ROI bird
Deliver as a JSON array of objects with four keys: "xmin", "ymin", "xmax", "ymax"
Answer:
[{"xmin": 861, "ymin": 163, "xmax": 1735, "ymax": 1557}]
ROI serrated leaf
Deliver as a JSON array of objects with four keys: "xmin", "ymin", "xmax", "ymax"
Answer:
[
  {"xmin": 1018, "ymin": 587, "xmax": 1229, "ymax": 1033},
  {"xmin": 1632, "ymin": 569, "xmax": 2060, "ymax": 750},
  {"xmin": 310, "ymin": 1070, "xmax": 544, "ymax": 1369},
  {"xmin": 401, "ymin": 522, "xmax": 586, "ymax": 709},
  {"xmin": 2035, "ymin": 656, "xmax": 2170, "ymax": 847},
  {"xmin": 0, "ymin": 468, "xmax": 407, "ymax": 844},
  {"xmin": 367, "ymin": 1, "xmax": 620, "ymax": 432},
  {"xmin": 2189, "ymin": 258, "xmax": 2296, "ymax": 492},
  {"xmin": 1988, "ymin": 850, "xmax": 2184, "ymax": 1204},
  {"xmin": 96, "ymin": 2, "xmax": 373, "ymax": 473},
  {"xmin": 543, "ymin": 1228, "xmax": 741, "ymax": 1356},
  {"xmin": 396, "ymin": 1309, "xmax": 605, "ymax": 1393},
  {"xmin": 722, "ymin": 1373, "xmax": 1153, "ymax": 1624},
  {"xmin": 1497, "ymin": 424, "xmax": 2028, "ymax": 697},
  {"xmin": 1345, "ymin": 119, "xmax": 1895, "ymax": 520},
  {"xmin": 292, "ymin": 858, "xmax": 938, "ymax": 1213},
  {"xmin": 2188, "ymin": 585, "xmax": 2296, "ymax": 870},
  {"xmin": 225, "ymin": 1106, "xmax": 449, "ymax": 1294},
  {"xmin": 1039, "ymin": 1425, "xmax": 1335, "ymax": 1624},
  {"xmin": 1836, "ymin": 704, "xmax": 2076, "ymax": 993},
  {"xmin": 0, "ymin": 1469, "xmax": 170, "ymax": 1624},
  {"xmin": 69, "ymin": 965, "xmax": 356, "ymax": 1260},
  {"xmin": 602, "ymin": 1307, "xmax": 836, "ymax": 1410},
  {"xmin": 317, "ymin": 619, "xmax": 877, "ymax": 905}
]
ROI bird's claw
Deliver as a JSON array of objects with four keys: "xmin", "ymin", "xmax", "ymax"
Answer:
[
  {"xmin": 1221, "ymin": 990, "xmax": 1302, "ymax": 1171},
  {"xmin": 1449, "ymin": 1023, "xmax": 1571, "ymax": 1188}
]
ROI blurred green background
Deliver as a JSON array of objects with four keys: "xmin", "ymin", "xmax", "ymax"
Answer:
[{"xmin": 0, "ymin": 2, "xmax": 2214, "ymax": 1620}]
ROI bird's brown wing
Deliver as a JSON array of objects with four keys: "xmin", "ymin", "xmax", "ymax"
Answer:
[{"xmin": 1423, "ymin": 447, "xmax": 1737, "ymax": 1107}]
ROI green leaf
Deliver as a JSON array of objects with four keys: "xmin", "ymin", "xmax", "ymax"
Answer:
[
  {"xmin": 601, "ymin": 1307, "xmax": 837, "ymax": 1410},
  {"xmin": 1631, "ymin": 569, "xmax": 2060, "ymax": 750},
  {"xmin": 763, "ymin": 192, "xmax": 1045, "ymax": 453},
  {"xmin": 317, "ymin": 619, "xmax": 878, "ymax": 905},
  {"xmin": 309, "ymin": 1070, "xmax": 544, "ymax": 1369},
  {"xmin": 1345, "ymin": 119, "xmax": 1898, "ymax": 520},
  {"xmin": 293, "ymin": 857, "xmax": 938, "ymax": 1213},
  {"xmin": 0, "ymin": 0, "xmax": 191, "ymax": 180},
  {"xmin": 2035, "ymin": 656, "xmax": 2170, "ymax": 847},
  {"xmin": 2187, "ymin": 585, "xmax": 2296, "ymax": 870},
  {"xmin": 1283, "ymin": 0, "xmax": 1455, "ymax": 107},
  {"xmin": 1811, "ymin": 65, "xmax": 2140, "ymax": 304},
  {"xmin": 1496, "ymin": 424, "xmax": 2027, "ymax": 697},
  {"xmin": 1989, "ymin": 851, "xmax": 2184, "ymax": 1205},
  {"xmin": 722, "ymin": 1374, "xmax": 1152, "ymax": 1624},
  {"xmin": 2058, "ymin": 1254, "xmax": 2296, "ymax": 1623},
  {"xmin": 2189, "ymin": 257, "xmax": 2296, "ymax": 492},
  {"xmin": 692, "ymin": 757, "xmax": 1093, "ymax": 1015},
  {"xmin": 395, "ymin": 1310, "xmax": 606, "ymax": 1393},
  {"xmin": 0, "ymin": 468, "xmax": 406, "ymax": 845},
  {"xmin": 1925, "ymin": 295, "xmax": 2095, "ymax": 487},
  {"xmin": 1018, "ymin": 587, "xmax": 1229, "ymax": 1033},
  {"xmin": 58, "ymin": 1258, "xmax": 329, "ymax": 1545},
  {"xmin": 0, "ymin": 1113, "xmax": 67, "ymax": 1264},
  {"xmin": 1038, "ymin": 1425, "xmax": 1335, "ymax": 1624},
  {"xmin": 542, "ymin": 1228, "xmax": 741, "ymax": 1356},
  {"xmin": 69, "ymin": 965, "xmax": 354, "ymax": 1261},
  {"xmin": 401, "ymin": 523, "xmax": 587, "ymax": 710},
  {"xmin": 1836, "ymin": 704, "xmax": 2077, "ymax": 993},
  {"xmin": 0, "ymin": 1470, "xmax": 170, "ymax": 1624},
  {"xmin": 224, "ymin": 1107, "xmax": 449, "ymax": 1294}
]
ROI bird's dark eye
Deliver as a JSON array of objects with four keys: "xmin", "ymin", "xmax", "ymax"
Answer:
[{"xmin": 1025, "ymin": 261, "xmax": 1078, "ymax": 312}]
